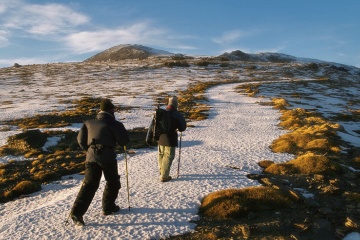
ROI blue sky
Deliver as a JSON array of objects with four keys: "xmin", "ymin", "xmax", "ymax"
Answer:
[{"xmin": 0, "ymin": 0, "xmax": 359, "ymax": 68}]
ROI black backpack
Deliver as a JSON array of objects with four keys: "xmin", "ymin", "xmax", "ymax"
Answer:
[{"xmin": 146, "ymin": 105, "xmax": 172, "ymax": 145}]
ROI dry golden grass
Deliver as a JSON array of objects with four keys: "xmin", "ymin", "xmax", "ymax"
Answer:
[
  {"xmin": 10, "ymin": 180, "xmax": 41, "ymax": 197},
  {"xmin": 271, "ymin": 139, "xmax": 296, "ymax": 154},
  {"xmin": 272, "ymin": 98, "xmax": 290, "ymax": 110},
  {"xmin": 0, "ymin": 168, "xmax": 5, "ymax": 177},
  {"xmin": 271, "ymin": 107, "xmax": 342, "ymax": 156},
  {"xmin": 199, "ymin": 186, "xmax": 293, "ymax": 219},
  {"xmin": 304, "ymin": 138, "xmax": 330, "ymax": 150},
  {"xmin": 32, "ymin": 169, "xmax": 60, "ymax": 182},
  {"xmin": 264, "ymin": 152, "xmax": 343, "ymax": 175},
  {"xmin": 235, "ymin": 83, "xmax": 262, "ymax": 97},
  {"xmin": 258, "ymin": 160, "xmax": 274, "ymax": 169}
]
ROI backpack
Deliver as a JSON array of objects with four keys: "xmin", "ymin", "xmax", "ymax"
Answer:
[{"xmin": 146, "ymin": 105, "xmax": 172, "ymax": 145}]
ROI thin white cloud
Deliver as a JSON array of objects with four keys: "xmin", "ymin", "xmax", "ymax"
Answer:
[
  {"xmin": 212, "ymin": 30, "xmax": 252, "ymax": 44},
  {"xmin": 1, "ymin": 1, "xmax": 89, "ymax": 36},
  {"xmin": 0, "ymin": 1, "xmax": 195, "ymax": 62},
  {"xmin": 0, "ymin": 30, "xmax": 9, "ymax": 47},
  {"xmin": 0, "ymin": 57, "xmax": 47, "ymax": 67},
  {"xmin": 0, "ymin": 5, "xmax": 6, "ymax": 15},
  {"xmin": 66, "ymin": 22, "xmax": 175, "ymax": 54},
  {"xmin": 0, "ymin": 0, "xmax": 19, "ymax": 15}
]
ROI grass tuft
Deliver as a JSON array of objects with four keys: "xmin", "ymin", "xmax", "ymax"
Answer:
[
  {"xmin": 271, "ymin": 108, "xmax": 342, "ymax": 156},
  {"xmin": 264, "ymin": 152, "xmax": 343, "ymax": 175},
  {"xmin": 199, "ymin": 186, "xmax": 293, "ymax": 219},
  {"xmin": 258, "ymin": 160, "xmax": 274, "ymax": 169},
  {"xmin": 10, "ymin": 180, "xmax": 41, "ymax": 198},
  {"xmin": 272, "ymin": 98, "xmax": 290, "ymax": 110}
]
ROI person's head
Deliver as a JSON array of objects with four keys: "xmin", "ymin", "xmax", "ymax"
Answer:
[
  {"xmin": 100, "ymin": 98, "xmax": 115, "ymax": 112},
  {"xmin": 168, "ymin": 96, "xmax": 178, "ymax": 109}
]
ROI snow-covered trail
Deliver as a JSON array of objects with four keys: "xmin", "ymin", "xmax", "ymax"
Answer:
[{"xmin": 0, "ymin": 83, "xmax": 293, "ymax": 240}]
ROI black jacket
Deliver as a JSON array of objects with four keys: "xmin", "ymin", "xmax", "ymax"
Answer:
[
  {"xmin": 77, "ymin": 111, "xmax": 130, "ymax": 162},
  {"xmin": 158, "ymin": 106, "xmax": 186, "ymax": 147}
]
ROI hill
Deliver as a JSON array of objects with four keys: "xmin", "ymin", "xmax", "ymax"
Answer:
[
  {"xmin": 84, "ymin": 44, "xmax": 339, "ymax": 66},
  {"xmin": 84, "ymin": 44, "xmax": 174, "ymax": 62},
  {"xmin": 216, "ymin": 50, "xmax": 322, "ymax": 64}
]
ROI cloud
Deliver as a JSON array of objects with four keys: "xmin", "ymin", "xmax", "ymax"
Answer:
[
  {"xmin": 65, "ymin": 22, "xmax": 177, "ymax": 53},
  {"xmin": 0, "ymin": 57, "xmax": 47, "ymax": 67},
  {"xmin": 0, "ymin": 1, "xmax": 195, "ymax": 63},
  {"xmin": 1, "ymin": 1, "xmax": 89, "ymax": 36},
  {"xmin": 0, "ymin": 30, "xmax": 9, "ymax": 47},
  {"xmin": 212, "ymin": 30, "xmax": 252, "ymax": 44}
]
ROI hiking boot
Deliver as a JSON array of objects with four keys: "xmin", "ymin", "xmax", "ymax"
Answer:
[
  {"xmin": 160, "ymin": 176, "xmax": 172, "ymax": 182},
  {"xmin": 103, "ymin": 205, "xmax": 120, "ymax": 216},
  {"xmin": 71, "ymin": 214, "xmax": 85, "ymax": 226}
]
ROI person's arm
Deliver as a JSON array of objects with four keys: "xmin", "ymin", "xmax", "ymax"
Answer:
[
  {"xmin": 77, "ymin": 123, "xmax": 88, "ymax": 150},
  {"xmin": 114, "ymin": 122, "xmax": 130, "ymax": 146},
  {"xmin": 175, "ymin": 112, "xmax": 187, "ymax": 132},
  {"xmin": 146, "ymin": 117, "xmax": 155, "ymax": 145}
]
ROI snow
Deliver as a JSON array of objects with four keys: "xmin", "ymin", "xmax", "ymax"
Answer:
[
  {"xmin": 0, "ymin": 83, "xmax": 294, "ymax": 239},
  {"xmin": 0, "ymin": 60, "xmax": 359, "ymax": 239}
]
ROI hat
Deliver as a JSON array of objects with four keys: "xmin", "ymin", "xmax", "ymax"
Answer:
[
  {"xmin": 100, "ymin": 98, "xmax": 115, "ymax": 111},
  {"xmin": 168, "ymin": 96, "xmax": 178, "ymax": 109}
]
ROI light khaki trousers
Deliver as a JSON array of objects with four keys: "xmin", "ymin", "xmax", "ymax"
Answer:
[{"xmin": 158, "ymin": 145, "xmax": 176, "ymax": 178}]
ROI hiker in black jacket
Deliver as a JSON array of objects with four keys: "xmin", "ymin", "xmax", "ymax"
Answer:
[
  {"xmin": 70, "ymin": 98, "xmax": 130, "ymax": 226},
  {"xmin": 158, "ymin": 96, "xmax": 186, "ymax": 182}
]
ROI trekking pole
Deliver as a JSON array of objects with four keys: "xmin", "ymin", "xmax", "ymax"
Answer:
[
  {"xmin": 176, "ymin": 132, "xmax": 182, "ymax": 178},
  {"xmin": 124, "ymin": 146, "xmax": 131, "ymax": 211},
  {"xmin": 64, "ymin": 179, "xmax": 85, "ymax": 226}
]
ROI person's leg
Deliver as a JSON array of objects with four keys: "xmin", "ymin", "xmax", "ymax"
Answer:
[
  {"xmin": 71, "ymin": 162, "xmax": 102, "ymax": 218},
  {"xmin": 101, "ymin": 159, "xmax": 121, "ymax": 213},
  {"xmin": 158, "ymin": 145, "xmax": 165, "ymax": 175},
  {"xmin": 161, "ymin": 146, "xmax": 176, "ymax": 179}
]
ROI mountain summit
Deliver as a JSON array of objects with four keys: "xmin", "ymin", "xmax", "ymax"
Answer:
[
  {"xmin": 217, "ymin": 50, "xmax": 299, "ymax": 63},
  {"xmin": 85, "ymin": 44, "xmax": 174, "ymax": 62}
]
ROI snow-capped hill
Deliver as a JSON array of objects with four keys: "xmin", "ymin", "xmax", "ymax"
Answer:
[
  {"xmin": 217, "ymin": 50, "xmax": 298, "ymax": 63},
  {"xmin": 216, "ymin": 50, "xmax": 333, "ymax": 64},
  {"xmin": 85, "ymin": 44, "xmax": 174, "ymax": 62}
]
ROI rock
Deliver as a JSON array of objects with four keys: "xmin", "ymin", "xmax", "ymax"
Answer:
[
  {"xmin": 335, "ymin": 226, "xmax": 348, "ymax": 238},
  {"xmin": 246, "ymin": 174, "xmax": 265, "ymax": 180},
  {"xmin": 304, "ymin": 198, "xmax": 320, "ymax": 208},
  {"xmin": 313, "ymin": 218, "xmax": 336, "ymax": 240},
  {"xmin": 247, "ymin": 211, "xmax": 257, "ymax": 220},
  {"xmin": 318, "ymin": 207, "xmax": 334, "ymax": 215}
]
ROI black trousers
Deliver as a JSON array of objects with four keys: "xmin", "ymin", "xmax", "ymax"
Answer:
[{"xmin": 72, "ymin": 160, "xmax": 121, "ymax": 216}]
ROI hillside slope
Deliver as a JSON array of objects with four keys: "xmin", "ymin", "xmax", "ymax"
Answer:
[{"xmin": 85, "ymin": 44, "xmax": 174, "ymax": 62}]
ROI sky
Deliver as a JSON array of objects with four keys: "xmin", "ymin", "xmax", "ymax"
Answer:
[{"xmin": 0, "ymin": 0, "xmax": 360, "ymax": 68}]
